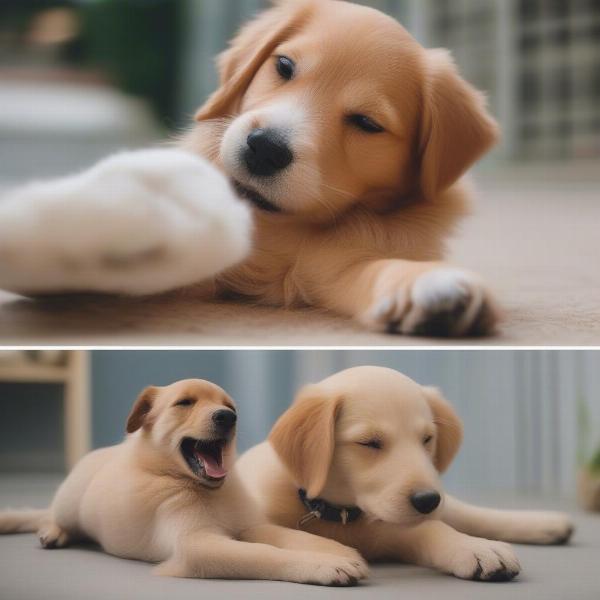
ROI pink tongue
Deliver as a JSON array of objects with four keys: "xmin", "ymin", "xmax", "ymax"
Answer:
[{"xmin": 195, "ymin": 450, "xmax": 227, "ymax": 479}]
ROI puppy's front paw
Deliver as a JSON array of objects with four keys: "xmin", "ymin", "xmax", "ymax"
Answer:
[
  {"xmin": 0, "ymin": 149, "xmax": 251, "ymax": 296},
  {"xmin": 364, "ymin": 267, "xmax": 498, "ymax": 337},
  {"xmin": 446, "ymin": 538, "xmax": 520, "ymax": 582},
  {"xmin": 295, "ymin": 553, "xmax": 368, "ymax": 586}
]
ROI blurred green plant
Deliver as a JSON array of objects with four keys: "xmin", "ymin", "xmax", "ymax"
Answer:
[
  {"xmin": 79, "ymin": 0, "xmax": 184, "ymax": 126},
  {"xmin": 578, "ymin": 389, "xmax": 600, "ymax": 475},
  {"xmin": 1, "ymin": 0, "xmax": 185, "ymax": 126}
]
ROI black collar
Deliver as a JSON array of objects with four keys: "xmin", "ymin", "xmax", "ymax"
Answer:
[{"xmin": 298, "ymin": 488, "xmax": 362, "ymax": 527}]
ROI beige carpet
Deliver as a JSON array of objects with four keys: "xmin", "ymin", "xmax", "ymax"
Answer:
[{"xmin": 0, "ymin": 165, "xmax": 598, "ymax": 346}]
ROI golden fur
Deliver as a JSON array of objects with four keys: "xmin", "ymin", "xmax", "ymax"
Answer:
[
  {"xmin": 183, "ymin": 0, "xmax": 499, "ymax": 336},
  {"xmin": 237, "ymin": 366, "xmax": 575, "ymax": 581}
]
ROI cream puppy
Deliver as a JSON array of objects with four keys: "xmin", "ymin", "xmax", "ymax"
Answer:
[
  {"xmin": 237, "ymin": 366, "xmax": 574, "ymax": 582},
  {"xmin": 0, "ymin": 379, "xmax": 367, "ymax": 585}
]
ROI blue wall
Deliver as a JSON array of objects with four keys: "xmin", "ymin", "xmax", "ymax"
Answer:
[
  {"xmin": 2, "ymin": 350, "xmax": 596, "ymax": 498},
  {"xmin": 91, "ymin": 351, "xmax": 296, "ymax": 451}
]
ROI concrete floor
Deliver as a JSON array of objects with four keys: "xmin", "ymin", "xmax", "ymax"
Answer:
[
  {"xmin": 1, "ymin": 165, "xmax": 599, "ymax": 347},
  {"xmin": 0, "ymin": 474, "xmax": 599, "ymax": 600}
]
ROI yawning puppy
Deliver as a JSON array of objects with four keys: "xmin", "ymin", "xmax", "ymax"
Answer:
[
  {"xmin": 0, "ymin": 379, "xmax": 367, "ymax": 585},
  {"xmin": 185, "ymin": 0, "xmax": 500, "ymax": 336},
  {"xmin": 237, "ymin": 367, "xmax": 575, "ymax": 581}
]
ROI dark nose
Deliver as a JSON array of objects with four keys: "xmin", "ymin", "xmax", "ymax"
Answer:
[
  {"xmin": 244, "ymin": 128, "xmax": 294, "ymax": 177},
  {"xmin": 212, "ymin": 409, "xmax": 237, "ymax": 432},
  {"xmin": 410, "ymin": 490, "xmax": 441, "ymax": 515}
]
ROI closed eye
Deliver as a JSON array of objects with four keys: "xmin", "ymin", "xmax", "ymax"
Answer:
[
  {"xmin": 423, "ymin": 435, "xmax": 433, "ymax": 446},
  {"xmin": 358, "ymin": 439, "xmax": 383, "ymax": 450},
  {"xmin": 174, "ymin": 397, "xmax": 195, "ymax": 408},
  {"xmin": 347, "ymin": 114, "xmax": 385, "ymax": 134}
]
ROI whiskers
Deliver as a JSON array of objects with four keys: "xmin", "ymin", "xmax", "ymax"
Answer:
[
  {"xmin": 298, "ymin": 164, "xmax": 357, "ymax": 225},
  {"xmin": 304, "ymin": 165, "xmax": 355, "ymax": 200}
]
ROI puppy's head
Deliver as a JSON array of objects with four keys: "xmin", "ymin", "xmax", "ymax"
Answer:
[
  {"xmin": 269, "ymin": 366, "xmax": 463, "ymax": 526},
  {"xmin": 196, "ymin": 0, "xmax": 498, "ymax": 221},
  {"xmin": 126, "ymin": 379, "xmax": 237, "ymax": 489}
]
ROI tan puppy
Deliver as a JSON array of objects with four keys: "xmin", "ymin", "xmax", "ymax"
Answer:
[
  {"xmin": 184, "ymin": 0, "xmax": 500, "ymax": 337},
  {"xmin": 0, "ymin": 379, "xmax": 367, "ymax": 585},
  {"xmin": 237, "ymin": 367, "xmax": 575, "ymax": 581}
]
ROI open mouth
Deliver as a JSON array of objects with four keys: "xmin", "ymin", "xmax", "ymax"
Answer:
[
  {"xmin": 180, "ymin": 437, "xmax": 228, "ymax": 486},
  {"xmin": 232, "ymin": 180, "xmax": 282, "ymax": 213}
]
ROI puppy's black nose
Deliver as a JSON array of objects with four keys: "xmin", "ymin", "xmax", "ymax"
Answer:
[
  {"xmin": 410, "ymin": 490, "xmax": 441, "ymax": 515},
  {"xmin": 244, "ymin": 128, "xmax": 294, "ymax": 177},
  {"xmin": 212, "ymin": 409, "xmax": 237, "ymax": 432}
]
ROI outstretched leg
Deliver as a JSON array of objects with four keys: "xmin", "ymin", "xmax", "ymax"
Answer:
[
  {"xmin": 240, "ymin": 523, "xmax": 368, "ymax": 566},
  {"xmin": 0, "ymin": 508, "xmax": 48, "ymax": 535},
  {"xmin": 374, "ymin": 520, "xmax": 521, "ymax": 582},
  {"xmin": 442, "ymin": 495, "xmax": 574, "ymax": 545},
  {"xmin": 155, "ymin": 533, "xmax": 367, "ymax": 585}
]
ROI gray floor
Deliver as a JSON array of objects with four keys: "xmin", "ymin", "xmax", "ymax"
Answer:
[{"xmin": 0, "ymin": 475, "xmax": 599, "ymax": 600}]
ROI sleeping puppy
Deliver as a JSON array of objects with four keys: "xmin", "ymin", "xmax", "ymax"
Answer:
[
  {"xmin": 184, "ymin": 0, "xmax": 501, "ymax": 336},
  {"xmin": 0, "ymin": 379, "xmax": 367, "ymax": 586},
  {"xmin": 237, "ymin": 366, "xmax": 575, "ymax": 582}
]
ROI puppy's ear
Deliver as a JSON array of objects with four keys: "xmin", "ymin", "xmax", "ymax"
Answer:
[
  {"xmin": 126, "ymin": 386, "xmax": 158, "ymax": 434},
  {"xmin": 418, "ymin": 49, "xmax": 499, "ymax": 201},
  {"xmin": 195, "ymin": 1, "xmax": 313, "ymax": 121},
  {"xmin": 423, "ymin": 386, "xmax": 463, "ymax": 473},
  {"xmin": 269, "ymin": 386, "xmax": 342, "ymax": 498}
]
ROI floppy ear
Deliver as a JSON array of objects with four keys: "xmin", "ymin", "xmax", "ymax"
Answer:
[
  {"xmin": 268, "ymin": 386, "xmax": 342, "ymax": 498},
  {"xmin": 418, "ymin": 49, "xmax": 499, "ymax": 201},
  {"xmin": 195, "ymin": 1, "xmax": 313, "ymax": 121},
  {"xmin": 126, "ymin": 386, "xmax": 158, "ymax": 434},
  {"xmin": 423, "ymin": 386, "xmax": 463, "ymax": 473}
]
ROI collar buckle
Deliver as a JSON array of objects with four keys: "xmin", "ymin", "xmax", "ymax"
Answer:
[
  {"xmin": 340, "ymin": 508, "xmax": 349, "ymax": 525},
  {"xmin": 297, "ymin": 488, "xmax": 362, "ymax": 527},
  {"xmin": 298, "ymin": 509, "xmax": 321, "ymax": 528}
]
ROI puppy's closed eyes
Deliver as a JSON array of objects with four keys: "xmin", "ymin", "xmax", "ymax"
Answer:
[
  {"xmin": 0, "ymin": 378, "xmax": 369, "ymax": 586},
  {"xmin": 238, "ymin": 366, "xmax": 574, "ymax": 583}
]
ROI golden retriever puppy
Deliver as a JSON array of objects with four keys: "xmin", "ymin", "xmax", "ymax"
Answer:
[
  {"xmin": 0, "ymin": 379, "xmax": 367, "ymax": 585},
  {"xmin": 237, "ymin": 366, "xmax": 575, "ymax": 581},
  {"xmin": 184, "ymin": 0, "xmax": 500, "ymax": 337}
]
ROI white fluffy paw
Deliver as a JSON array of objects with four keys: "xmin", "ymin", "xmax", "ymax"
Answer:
[
  {"xmin": 446, "ymin": 538, "xmax": 520, "ymax": 582},
  {"xmin": 294, "ymin": 553, "xmax": 368, "ymax": 586},
  {"xmin": 0, "ymin": 148, "xmax": 251, "ymax": 296},
  {"xmin": 365, "ymin": 267, "xmax": 498, "ymax": 337}
]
